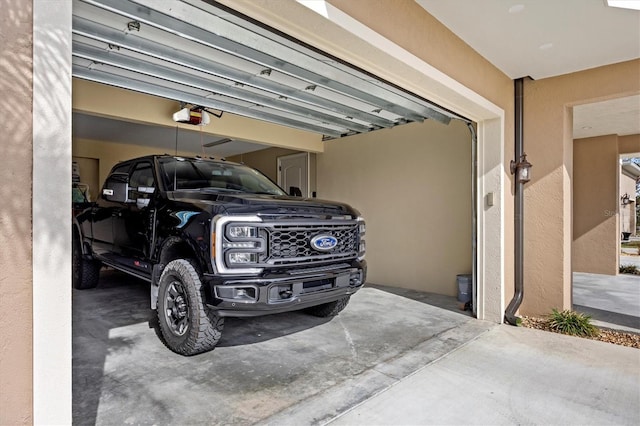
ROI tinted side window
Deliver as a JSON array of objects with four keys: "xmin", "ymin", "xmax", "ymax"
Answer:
[
  {"xmin": 129, "ymin": 162, "xmax": 155, "ymax": 206},
  {"xmin": 129, "ymin": 162, "xmax": 155, "ymax": 189},
  {"xmin": 111, "ymin": 163, "xmax": 131, "ymax": 175}
]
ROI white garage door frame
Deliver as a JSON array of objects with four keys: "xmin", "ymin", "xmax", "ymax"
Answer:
[{"xmin": 32, "ymin": 0, "xmax": 505, "ymax": 423}]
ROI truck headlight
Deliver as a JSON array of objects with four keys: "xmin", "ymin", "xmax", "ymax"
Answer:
[
  {"xmin": 357, "ymin": 216, "xmax": 366, "ymax": 260},
  {"xmin": 213, "ymin": 215, "xmax": 264, "ymax": 274},
  {"xmin": 228, "ymin": 225, "xmax": 257, "ymax": 238}
]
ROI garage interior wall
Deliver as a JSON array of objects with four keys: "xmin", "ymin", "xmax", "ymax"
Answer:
[
  {"xmin": 318, "ymin": 119, "xmax": 472, "ymax": 296},
  {"xmin": 73, "ymin": 79, "xmax": 324, "ymax": 153},
  {"xmin": 72, "ymin": 137, "xmax": 201, "ymax": 191},
  {"xmin": 72, "ymin": 137, "xmax": 300, "ymax": 203},
  {"xmin": 573, "ymin": 135, "xmax": 620, "ymax": 275},
  {"xmin": 228, "ymin": 147, "xmax": 300, "ymax": 182}
]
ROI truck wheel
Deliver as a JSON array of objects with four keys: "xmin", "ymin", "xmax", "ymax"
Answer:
[
  {"xmin": 156, "ymin": 259, "xmax": 224, "ymax": 355},
  {"xmin": 72, "ymin": 233, "xmax": 101, "ymax": 290},
  {"xmin": 304, "ymin": 296, "xmax": 351, "ymax": 317}
]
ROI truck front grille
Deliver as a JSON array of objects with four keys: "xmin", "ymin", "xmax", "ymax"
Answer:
[{"xmin": 267, "ymin": 224, "xmax": 358, "ymax": 265}]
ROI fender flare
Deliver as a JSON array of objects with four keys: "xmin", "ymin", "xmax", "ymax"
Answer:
[
  {"xmin": 71, "ymin": 217, "xmax": 88, "ymax": 255},
  {"xmin": 150, "ymin": 236, "xmax": 203, "ymax": 309}
]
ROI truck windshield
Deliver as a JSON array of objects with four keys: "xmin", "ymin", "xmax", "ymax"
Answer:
[{"xmin": 159, "ymin": 157, "xmax": 286, "ymax": 195}]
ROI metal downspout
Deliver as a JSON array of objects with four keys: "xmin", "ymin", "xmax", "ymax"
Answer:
[{"xmin": 505, "ymin": 78, "xmax": 525, "ymax": 325}]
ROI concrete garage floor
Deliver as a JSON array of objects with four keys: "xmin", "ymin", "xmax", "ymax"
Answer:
[
  {"xmin": 74, "ymin": 271, "xmax": 640, "ymax": 425},
  {"xmin": 72, "ymin": 270, "xmax": 481, "ymax": 425}
]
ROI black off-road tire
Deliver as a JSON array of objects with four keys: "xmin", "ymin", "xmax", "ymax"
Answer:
[
  {"xmin": 156, "ymin": 259, "xmax": 224, "ymax": 356},
  {"xmin": 72, "ymin": 233, "xmax": 101, "ymax": 290},
  {"xmin": 304, "ymin": 296, "xmax": 351, "ymax": 318}
]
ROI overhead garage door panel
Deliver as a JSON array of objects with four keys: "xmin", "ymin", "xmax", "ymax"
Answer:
[{"xmin": 72, "ymin": 0, "xmax": 461, "ymax": 139}]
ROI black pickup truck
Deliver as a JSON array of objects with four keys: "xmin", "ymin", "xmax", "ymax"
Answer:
[{"xmin": 73, "ymin": 155, "xmax": 366, "ymax": 355}]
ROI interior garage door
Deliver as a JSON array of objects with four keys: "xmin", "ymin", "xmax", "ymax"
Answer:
[{"xmin": 71, "ymin": 0, "xmax": 468, "ymax": 140}]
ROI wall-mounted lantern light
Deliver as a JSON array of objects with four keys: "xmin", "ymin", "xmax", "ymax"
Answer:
[
  {"xmin": 510, "ymin": 153, "xmax": 533, "ymax": 184},
  {"xmin": 621, "ymin": 193, "xmax": 635, "ymax": 205}
]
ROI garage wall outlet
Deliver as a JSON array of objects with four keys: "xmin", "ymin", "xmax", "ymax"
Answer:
[{"xmin": 486, "ymin": 192, "xmax": 495, "ymax": 207}]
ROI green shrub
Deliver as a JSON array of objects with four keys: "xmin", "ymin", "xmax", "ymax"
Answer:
[
  {"xmin": 547, "ymin": 309, "xmax": 598, "ymax": 337},
  {"xmin": 621, "ymin": 241, "xmax": 640, "ymax": 249},
  {"xmin": 619, "ymin": 264, "xmax": 640, "ymax": 275}
]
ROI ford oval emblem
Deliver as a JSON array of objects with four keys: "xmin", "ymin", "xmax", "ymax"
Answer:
[{"xmin": 311, "ymin": 235, "xmax": 338, "ymax": 252}]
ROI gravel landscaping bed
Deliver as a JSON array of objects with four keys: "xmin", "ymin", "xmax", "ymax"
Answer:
[{"xmin": 521, "ymin": 316, "xmax": 640, "ymax": 349}]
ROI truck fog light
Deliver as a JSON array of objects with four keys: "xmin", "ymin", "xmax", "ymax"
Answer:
[
  {"xmin": 234, "ymin": 288, "xmax": 256, "ymax": 300},
  {"xmin": 217, "ymin": 286, "xmax": 256, "ymax": 301},
  {"xmin": 228, "ymin": 226, "xmax": 257, "ymax": 238},
  {"xmin": 228, "ymin": 252, "xmax": 258, "ymax": 264},
  {"xmin": 350, "ymin": 271, "xmax": 363, "ymax": 286}
]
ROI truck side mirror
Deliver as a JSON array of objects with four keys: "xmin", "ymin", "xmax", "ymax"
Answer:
[
  {"xmin": 102, "ymin": 172, "xmax": 131, "ymax": 203},
  {"xmin": 289, "ymin": 186, "xmax": 303, "ymax": 197},
  {"xmin": 136, "ymin": 186, "xmax": 155, "ymax": 209}
]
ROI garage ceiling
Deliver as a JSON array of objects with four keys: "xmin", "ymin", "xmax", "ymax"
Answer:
[
  {"xmin": 71, "ymin": 0, "xmax": 462, "ymax": 142},
  {"xmin": 417, "ymin": 0, "xmax": 640, "ymax": 140},
  {"xmin": 417, "ymin": 0, "xmax": 640, "ymax": 80}
]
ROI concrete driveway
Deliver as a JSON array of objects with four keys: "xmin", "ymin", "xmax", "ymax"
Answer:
[
  {"xmin": 330, "ymin": 325, "xmax": 640, "ymax": 425},
  {"xmin": 73, "ymin": 271, "xmax": 640, "ymax": 425},
  {"xmin": 573, "ymin": 272, "xmax": 640, "ymax": 333}
]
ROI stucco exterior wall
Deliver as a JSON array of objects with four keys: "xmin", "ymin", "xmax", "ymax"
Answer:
[
  {"xmin": 0, "ymin": 1, "xmax": 33, "ymax": 424},
  {"xmin": 318, "ymin": 119, "xmax": 472, "ymax": 296},
  {"xmin": 524, "ymin": 60, "xmax": 640, "ymax": 314},
  {"xmin": 573, "ymin": 135, "xmax": 620, "ymax": 275},
  {"xmin": 619, "ymin": 134, "xmax": 640, "ymax": 155}
]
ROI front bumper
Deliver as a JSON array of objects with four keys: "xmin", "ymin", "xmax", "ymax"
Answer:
[{"xmin": 203, "ymin": 261, "xmax": 366, "ymax": 317}]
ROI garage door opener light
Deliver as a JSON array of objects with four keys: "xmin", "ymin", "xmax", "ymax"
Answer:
[{"xmin": 173, "ymin": 107, "xmax": 210, "ymax": 126}]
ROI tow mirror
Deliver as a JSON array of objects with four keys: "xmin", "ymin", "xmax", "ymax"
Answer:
[
  {"xmin": 136, "ymin": 198, "xmax": 151, "ymax": 209},
  {"xmin": 102, "ymin": 172, "xmax": 131, "ymax": 203}
]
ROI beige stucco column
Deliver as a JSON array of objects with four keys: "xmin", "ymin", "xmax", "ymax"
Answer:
[
  {"xmin": 573, "ymin": 135, "xmax": 620, "ymax": 275},
  {"xmin": 0, "ymin": 1, "xmax": 34, "ymax": 424},
  {"xmin": 523, "ymin": 60, "xmax": 640, "ymax": 315}
]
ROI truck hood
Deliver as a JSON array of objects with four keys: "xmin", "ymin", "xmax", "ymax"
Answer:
[{"xmin": 168, "ymin": 190, "xmax": 359, "ymax": 218}]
